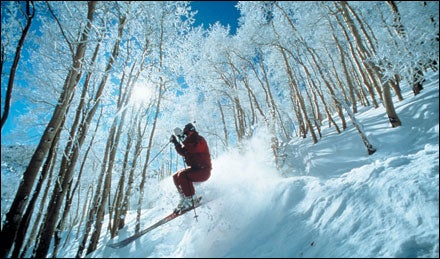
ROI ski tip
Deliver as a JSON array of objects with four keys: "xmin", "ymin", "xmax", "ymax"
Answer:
[{"xmin": 107, "ymin": 243, "xmax": 120, "ymax": 249}]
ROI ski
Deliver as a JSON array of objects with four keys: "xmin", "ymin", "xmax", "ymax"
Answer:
[{"xmin": 107, "ymin": 196, "xmax": 202, "ymax": 249}]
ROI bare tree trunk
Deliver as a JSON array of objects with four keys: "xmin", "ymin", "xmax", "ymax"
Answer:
[
  {"xmin": 86, "ymin": 15, "xmax": 128, "ymax": 255},
  {"xmin": 331, "ymin": 8, "xmax": 379, "ymax": 109},
  {"xmin": 76, "ymin": 184, "xmax": 94, "ymax": 241},
  {"xmin": 390, "ymin": 75, "xmax": 403, "ymax": 101},
  {"xmin": 82, "ymin": 100, "xmax": 130, "ymax": 256},
  {"xmin": 136, "ymin": 85, "xmax": 163, "ymax": 232},
  {"xmin": 19, "ymin": 160, "xmax": 55, "ymax": 258},
  {"xmin": 63, "ymin": 108, "xmax": 103, "ymax": 250},
  {"xmin": 38, "ymin": 9, "xmax": 124, "ymax": 258},
  {"xmin": 110, "ymin": 108, "xmax": 141, "ymax": 237},
  {"xmin": 382, "ymin": 80, "xmax": 402, "ymax": 127},
  {"xmin": 110, "ymin": 124, "xmax": 133, "ymax": 237},
  {"xmin": 1, "ymin": 1, "xmax": 34, "ymax": 130},
  {"xmin": 12, "ymin": 128, "xmax": 61, "ymax": 258},
  {"xmin": 307, "ymin": 47, "xmax": 347, "ymax": 131},
  {"xmin": 326, "ymin": 50, "xmax": 377, "ymax": 154},
  {"xmin": 53, "ymin": 108, "xmax": 102, "ymax": 256},
  {"xmin": 217, "ymin": 61, "xmax": 248, "ymax": 142},
  {"xmin": 52, "ymin": 32, "xmax": 104, "ymax": 257},
  {"xmin": 242, "ymin": 76, "xmax": 267, "ymax": 124},
  {"xmin": 255, "ymin": 48, "xmax": 292, "ymax": 142},
  {"xmin": 118, "ymin": 110, "xmax": 149, "ymax": 230},
  {"xmin": 0, "ymin": 3, "xmax": 96, "ymax": 258},
  {"xmin": 279, "ymin": 46, "xmax": 318, "ymax": 144},
  {"xmin": 303, "ymin": 81, "xmax": 322, "ymax": 139},
  {"xmin": 331, "ymin": 29, "xmax": 358, "ymax": 113},
  {"xmin": 347, "ymin": 59, "xmax": 370, "ymax": 107},
  {"xmin": 53, "ymin": 179, "xmax": 74, "ymax": 258},
  {"xmin": 87, "ymin": 116, "xmax": 124, "ymax": 254},
  {"xmin": 76, "ymin": 154, "xmax": 107, "ymax": 258},
  {"xmin": 308, "ymin": 79, "xmax": 323, "ymax": 138},
  {"xmin": 136, "ymin": 5, "xmax": 170, "ymax": 232},
  {"xmin": 339, "ymin": 1, "xmax": 401, "ymax": 127},
  {"xmin": 387, "ymin": 0, "xmax": 429, "ymax": 97},
  {"xmin": 228, "ymin": 53, "xmax": 268, "ymax": 128},
  {"xmin": 234, "ymin": 96, "xmax": 247, "ymax": 140},
  {"xmin": 289, "ymin": 89, "xmax": 305, "ymax": 139},
  {"xmin": 83, "ymin": 126, "xmax": 114, "ymax": 256},
  {"xmin": 218, "ymin": 100, "xmax": 229, "ymax": 147},
  {"xmin": 340, "ymin": 94, "xmax": 377, "ymax": 155}
]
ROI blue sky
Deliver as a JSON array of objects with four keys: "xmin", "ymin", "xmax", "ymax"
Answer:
[{"xmin": 190, "ymin": 1, "xmax": 239, "ymax": 34}]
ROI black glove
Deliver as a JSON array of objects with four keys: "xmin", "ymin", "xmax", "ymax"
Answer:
[{"xmin": 170, "ymin": 134, "xmax": 178, "ymax": 145}]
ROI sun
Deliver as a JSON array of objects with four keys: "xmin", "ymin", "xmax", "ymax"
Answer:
[{"xmin": 130, "ymin": 83, "xmax": 152, "ymax": 107}]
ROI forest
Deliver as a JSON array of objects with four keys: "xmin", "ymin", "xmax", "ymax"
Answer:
[{"xmin": 1, "ymin": 1, "xmax": 438, "ymax": 258}]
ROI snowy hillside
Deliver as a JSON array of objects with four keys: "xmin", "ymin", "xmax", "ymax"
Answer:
[
  {"xmin": 81, "ymin": 72, "xmax": 439, "ymax": 257},
  {"xmin": 1, "ymin": 71, "xmax": 438, "ymax": 258}
]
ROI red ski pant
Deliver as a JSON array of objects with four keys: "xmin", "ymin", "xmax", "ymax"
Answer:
[{"xmin": 173, "ymin": 167, "xmax": 211, "ymax": 197}]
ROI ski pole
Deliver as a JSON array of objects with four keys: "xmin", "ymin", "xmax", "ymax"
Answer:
[
  {"xmin": 184, "ymin": 169, "xmax": 199, "ymax": 221},
  {"xmin": 146, "ymin": 141, "xmax": 170, "ymax": 167},
  {"xmin": 191, "ymin": 195, "xmax": 199, "ymax": 222}
]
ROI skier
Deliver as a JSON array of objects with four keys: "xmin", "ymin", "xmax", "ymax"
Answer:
[{"xmin": 170, "ymin": 123, "xmax": 212, "ymax": 212}]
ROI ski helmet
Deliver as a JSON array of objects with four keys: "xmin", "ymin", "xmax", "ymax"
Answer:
[{"xmin": 183, "ymin": 123, "xmax": 195, "ymax": 133}]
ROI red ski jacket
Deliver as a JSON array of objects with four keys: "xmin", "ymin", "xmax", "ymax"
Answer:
[{"xmin": 174, "ymin": 131, "xmax": 211, "ymax": 170}]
